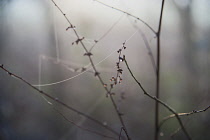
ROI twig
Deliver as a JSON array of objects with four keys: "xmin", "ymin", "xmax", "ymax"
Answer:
[
  {"xmin": 170, "ymin": 127, "xmax": 181, "ymax": 139},
  {"xmin": 108, "ymin": 40, "xmax": 135, "ymax": 140},
  {"xmin": 124, "ymin": 58, "xmax": 192, "ymax": 140},
  {"xmin": 89, "ymin": 14, "xmax": 124, "ymax": 52},
  {"xmin": 119, "ymin": 127, "xmax": 123, "ymax": 140},
  {"xmin": 155, "ymin": 1, "xmax": 165, "ymax": 140},
  {"xmin": 119, "ymin": 127, "xmax": 127, "ymax": 140},
  {"xmin": 159, "ymin": 105, "xmax": 210, "ymax": 129},
  {"xmin": 54, "ymin": 108, "xmax": 118, "ymax": 140},
  {"xmin": 51, "ymin": 1, "xmax": 131, "ymax": 139},
  {"xmin": 127, "ymin": 18, "xmax": 156, "ymax": 73},
  {"xmin": 94, "ymin": 0, "xmax": 156, "ymax": 34},
  {"xmin": 0, "ymin": 64, "xmax": 119, "ymax": 137}
]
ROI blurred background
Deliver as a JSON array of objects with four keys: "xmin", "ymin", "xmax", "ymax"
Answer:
[{"xmin": 0, "ymin": 0, "xmax": 210, "ymax": 139}]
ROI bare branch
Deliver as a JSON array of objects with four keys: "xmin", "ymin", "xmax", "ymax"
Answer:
[
  {"xmin": 119, "ymin": 127, "xmax": 127, "ymax": 140},
  {"xmin": 89, "ymin": 14, "xmax": 124, "ymax": 52},
  {"xmin": 155, "ymin": 1, "xmax": 166, "ymax": 140},
  {"xmin": 54, "ymin": 108, "xmax": 118, "ymax": 140},
  {"xmin": 159, "ymin": 105, "xmax": 210, "ymax": 129},
  {"xmin": 124, "ymin": 58, "xmax": 191, "ymax": 140},
  {"xmin": 51, "ymin": 1, "xmax": 131, "ymax": 139},
  {"xmin": 127, "ymin": 18, "xmax": 156, "ymax": 73},
  {"xmin": 94, "ymin": 0, "xmax": 156, "ymax": 34},
  {"xmin": 0, "ymin": 64, "xmax": 119, "ymax": 137}
]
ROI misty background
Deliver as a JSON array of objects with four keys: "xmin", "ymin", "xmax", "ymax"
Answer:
[{"xmin": 0, "ymin": 0, "xmax": 210, "ymax": 140}]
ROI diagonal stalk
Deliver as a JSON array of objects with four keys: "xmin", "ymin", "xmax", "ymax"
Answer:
[{"xmin": 51, "ymin": 0, "xmax": 131, "ymax": 139}]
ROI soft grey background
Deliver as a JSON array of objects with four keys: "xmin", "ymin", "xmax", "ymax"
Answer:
[{"xmin": 0, "ymin": 0, "xmax": 210, "ymax": 140}]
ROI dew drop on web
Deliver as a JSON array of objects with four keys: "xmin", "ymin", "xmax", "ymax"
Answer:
[{"xmin": 103, "ymin": 122, "xmax": 107, "ymax": 126}]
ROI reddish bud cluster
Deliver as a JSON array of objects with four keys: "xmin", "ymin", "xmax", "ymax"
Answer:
[
  {"xmin": 72, "ymin": 37, "xmax": 85, "ymax": 45},
  {"xmin": 66, "ymin": 25, "xmax": 76, "ymax": 31}
]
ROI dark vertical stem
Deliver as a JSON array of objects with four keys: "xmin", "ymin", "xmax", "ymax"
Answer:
[
  {"xmin": 155, "ymin": 0, "xmax": 165, "ymax": 140},
  {"xmin": 124, "ymin": 58, "xmax": 192, "ymax": 140}
]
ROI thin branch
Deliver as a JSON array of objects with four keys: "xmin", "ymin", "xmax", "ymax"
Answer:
[
  {"xmin": 0, "ymin": 64, "xmax": 119, "ymax": 137},
  {"xmin": 107, "ymin": 40, "xmax": 134, "ymax": 140},
  {"xmin": 127, "ymin": 18, "xmax": 156, "ymax": 73},
  {"xmin": 159, "ymin": 105, "xmax": 210, "ymax": 129},
  {"xmin": 89, "ymin": 14, "xmax": 124, "ymax": 52},
  {"xmin": 109, "ymin": 41, "xmax": 126, "ymax": 87},
  {"xmin": 124, "ymin": 58, "xmax": 192, "ymax": 140},
  {"xmin": 170, "ymin": 127, "xmax": 181, "ymax": 139},
  {"xmin": 51, "ymin": 1, "xmax": 131, "ymax": 139},
  {"xmin": 94, "ymin": 0, "xmax": 156, "ymax": 34},
  {"xmin": 119, "ymin": 127, "xmax": 127, "ymax": 140},
  {"xmin": 119, "ymin": 127, "xmax": 123, "ymax": 140},
  {"xmin": 54, "ymin": 108, "xmax": 118, "ymax": 140},
  {"xmin": 155, "ymin": 1, "xmax": 165, "ymax": 140},
  {"xmin": 139, "ymin": 30, "xmax": 156, "ymax": 72}
]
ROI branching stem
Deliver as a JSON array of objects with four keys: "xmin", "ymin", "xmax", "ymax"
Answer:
[
  {"xmin": 94, "ymin": 0, "xmax": 156, "ymax": 34},
  {"xmin": 51, "ymin": 0, "xmax": 131, "ymax": 139},
  {"xmin": 159, "ymin": 105, "xmax": 210, "ymax": 129},
  {"xmin": 0, "ymin": 64, "xmax": 119, "ymax": 137},
  {"xmin": 124, "ymin": 58, "xmax": 191, "ymax": 140}
]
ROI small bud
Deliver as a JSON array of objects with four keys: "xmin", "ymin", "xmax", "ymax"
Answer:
[
  {"xmin": 74, "ymin": 37, "xmax": 85, "ymax": 45},
  {"xmin": 66, "ymin": 25, "xmax": 75, "ymax": 31},
  {"xmin": 117, "ymin": 49, "xmax": 122, "ymax": 53},
  {"xmin": 119, "ymin": 112, "xmax": 124, "ymax": 116},
  {"xmin": 119, "ymin": 56, "xmax": 124, "ymax": 62},
  {"xmin": 7, "ymin": 72, "xmax": 12, "ymax": 76},
  {"xmin": 117, "ymin": 68, "xmax": 123, "ymax": 74},
  {"xmin": 84, "ymin": 52, "xmax": 93, "ymax": 56},
  {"xmin": 94, "ymin": 72, "xmax": 100, "ymax": 76}
]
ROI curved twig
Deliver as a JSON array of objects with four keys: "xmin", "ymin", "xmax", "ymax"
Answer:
[
  {"xmin": 89, "ymin": 14, "xmax": 124, "ymax": 52},
  {"xmin": 124, "ymin": 58, "xmax": 191, "ymax": 140},
  {"xmin": 54, "ymin": 108, "xmax": 118, "ymax": 140},
  {"xmin": 159, "ymin": 105, "xmax": 210, "ymax": 129},
  {"xmin": 0, "ymin": 64, "xmax": 119, "ymax": 137},
  {"xmin": 127, "ymin": 18, "xmax": 156, "ymax": 73},
  {"xmin": 94, "ymin": 0, "xmax": 156, "ymax": 34},
  {"xmin": 51, "ymin": 1, "xmax": 131, "ymax": 139}
]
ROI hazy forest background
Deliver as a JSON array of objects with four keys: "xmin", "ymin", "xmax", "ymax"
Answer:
[{"xmin": 0, "ymin": 0, "xmax": 210, "ymax": 140}]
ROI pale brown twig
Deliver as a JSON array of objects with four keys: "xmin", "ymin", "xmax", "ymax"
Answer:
[{"xmin": 159, "ymin": 105, "xmax": 210, "ymax": 129}]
